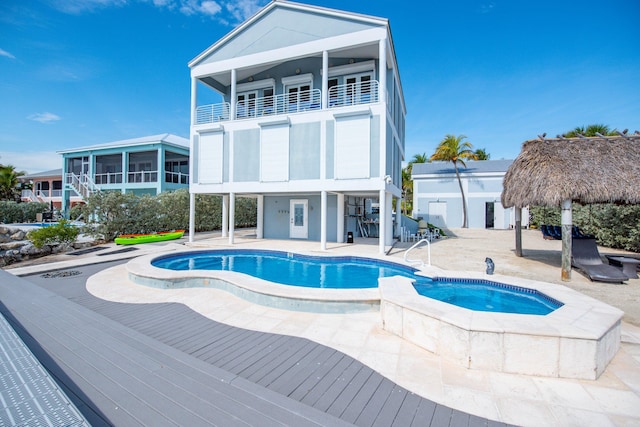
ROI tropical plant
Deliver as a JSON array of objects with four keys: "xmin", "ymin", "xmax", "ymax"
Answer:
[
  {"xmin": 0, "ymin": 165, "xmax": 25, "ymax": 201},
  {"xmin": 430, "ymin": 134, "xmax": 478, "ymax": 228},
  {"xmin": 27, "ymin": 220, "xmax": 80, "ymax": 248},
  {"xmin": 79, "ymin": 189, "xmax": 257, "ymax": 241},
  {"xmin": 564, "ymin": 124, "xmax": 617, "ymax": 138},
  {"xmin": 474, "ymin": 148, "xmax": 490, "ymax": 160},
  {"xmin": 401, "ymin": 152, "xmax": 429, "ymax": 216}
]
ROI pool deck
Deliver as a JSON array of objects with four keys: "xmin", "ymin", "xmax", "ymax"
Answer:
[{"xmin": 4, "ymin": 230, "xmax": 640, "ymax": 426}]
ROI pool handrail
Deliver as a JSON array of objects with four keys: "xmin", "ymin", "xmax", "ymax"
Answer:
[{"xmin": 403, "ymin": 238, "xmax": 431, "ymax": 267}]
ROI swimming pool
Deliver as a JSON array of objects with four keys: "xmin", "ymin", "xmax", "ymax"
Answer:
[
  {"xmin": 151, "ymin": 249, "xmax": 562, "ymax": 315},
  {"xmin": 127, "ymin": 248, "xmax": 622, "ymax": 378},
  {"xmin": 152, "ymin": 249, "xmax": 417, "ymax": 289}
]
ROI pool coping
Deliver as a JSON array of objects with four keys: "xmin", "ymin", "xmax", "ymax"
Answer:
[
  {"xmin": 126, "ymin": 249, "xmax": 387, "ymax": 313},
  {"xmin": 379, "ymin": 271, "xmax": 623, "ymax": 380}
]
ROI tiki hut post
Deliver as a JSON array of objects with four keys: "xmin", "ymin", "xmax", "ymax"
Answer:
[
  {"xmin": 514, "ymin": 207, "xmax": 522, "ymax": 257},
  {"xmin": 561, "ymin": 199, "xmax": 572, "ymax": 281}
]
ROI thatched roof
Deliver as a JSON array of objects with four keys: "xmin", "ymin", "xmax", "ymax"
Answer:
[{"xmin": 502, "ymin": 133, "xmax": 640, "ymax": 208}]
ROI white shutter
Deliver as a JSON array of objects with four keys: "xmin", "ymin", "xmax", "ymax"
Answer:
[
  {"xmin": 198, "ymin": 131, "xmax": 223, "ymax": 183},
  {"xmin": 260, "ymin": 123, "xmax": 289, "ymax": 182},
  {"xmin": 335, "ymin": 115, "xmax": 370, "ymax": 179}
]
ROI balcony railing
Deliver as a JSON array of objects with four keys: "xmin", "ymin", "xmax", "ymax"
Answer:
[
  {"xmin": 194, "ymin": 81, "xmax": 379, "ymax": 125},
  {"xmin": 165, "ymin": 171, "xmax": 189, "ymax": 184},
  {"xmin": 328, "ymin": 80, "xmax": 378, "ymax": 108},
  {"xmin": 195, "ymin": 102, "xmax": 230, "ymax": 125},
  {"xmin": 128, "ymin": 171, "xmax": 158, "ymax": 183},
  {"xmin": 236, "ymin": 89, "xmax": 322, "ymax": 120},
  {"xmin": 94, "ymin": 172, "xmax": 123, "ymax": 185}
]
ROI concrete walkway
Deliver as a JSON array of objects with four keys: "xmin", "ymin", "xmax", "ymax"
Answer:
[{"xmin": 6, "ymin": 228, "xmax": 640, "ymax": 426}]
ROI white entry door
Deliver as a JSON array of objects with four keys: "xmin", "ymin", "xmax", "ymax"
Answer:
[{"xmin": 290, "ymin": 199, "xmax": 308, "ymax": 239}]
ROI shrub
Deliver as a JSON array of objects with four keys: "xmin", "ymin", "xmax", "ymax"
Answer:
[
  {"xmin": 530, "ymin": 203, "xmax": 640, "ymax": 252},
  {"xmin": 27, "ymin": 220, "xmax": 80, "ymax": 248},
  {"xmin": 80, "ymin": 189, "xmax": 257, "ymax": 241},
  {"xmin": 0, "ymin": 201, "xmax": 49, "ymax": 223}
]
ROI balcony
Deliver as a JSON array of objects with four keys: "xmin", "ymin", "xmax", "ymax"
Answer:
[{"xmin": 194, "ymin": 80, "xmax": 379, "ymax": 125}]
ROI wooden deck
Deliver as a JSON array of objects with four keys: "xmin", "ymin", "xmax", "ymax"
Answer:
[{"xmin": 3, "ymin": 260, "xmax": 510, "ymax": 426}]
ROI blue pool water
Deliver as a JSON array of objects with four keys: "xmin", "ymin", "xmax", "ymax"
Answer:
[
  {"xmin": 152, "ymin": 250, "xmax": 562, "ymax": 314},
  {"xmin": 413, "ymin": 278, "xmax": 563, "ymax": 315},
  {"xmin": 152, "ymin": 250, "xmax": 417, "ymax": 289}
]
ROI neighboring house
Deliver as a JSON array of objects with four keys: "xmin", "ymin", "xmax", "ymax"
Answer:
[
  {"xmin": 20, "ymin": 169, "xmax": 80, "ymax": 210},
  {"xmin": 412, "ymin": 160, "xmax": 529, "ymax": 229},
  {"xmin": 58, "ymin": 134, "xmax": 189, "ymax": 215},
  {"xmin": 188, "ymin": 0, "xmax": 406, "ymax": 253}
]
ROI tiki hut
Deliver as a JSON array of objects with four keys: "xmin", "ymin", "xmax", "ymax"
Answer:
[{"xmin": 502, "ymin": 132, "xmax": 640, "ymax": 280}]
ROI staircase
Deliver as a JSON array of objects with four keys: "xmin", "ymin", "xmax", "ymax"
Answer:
[{"xmin": 64, "ymin": 173, "xmax": 99, "ymax": 200}]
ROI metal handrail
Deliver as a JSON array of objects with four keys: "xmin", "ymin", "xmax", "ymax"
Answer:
[
  {"xmin": 403, "ymin": 238, "xmax": 431, "ymax": 267},
  {"xmin": 195, "ymin": 102, "xmax": 230, "ymax": 124},
  {"xmin": 235, "ymin": 89, "xmax": 322, "ymax": 119},
  {"xmin": 328, "ymin": 80, "xmax": 379, "ymax": 108}
]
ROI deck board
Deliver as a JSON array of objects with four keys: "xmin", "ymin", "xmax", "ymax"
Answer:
[{"xmin": 12, "ymin": 260, "xmax": 508, "ymax": 427}]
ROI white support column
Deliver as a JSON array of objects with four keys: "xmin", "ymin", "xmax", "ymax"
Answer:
[
  {"xmin": 322, "ymin": 50, "xmax": 329, "ymax": 109},
  {"xmin": 337, "ymin": 193, "xmax": 345, "ymax": 243},
  {"xmin": 221, "ymin": 194, "xmax": 229, "ymax": 238},
  {"xmin": 385, "ymin": 192, "xmax": 393, "ymax": 246},
  {"xmin": 256, "ymin": 195, "xmax": 264, "ymax": 239},
  {"xmin": 379, "ymin": 189, "xmax": 386, "ymax": 254},
  {"xmin": 229, "ymin": 192, "xmax": 235, "ymax": 245},
  {"xmin": 230, "ymin": 69, "xmax": 237, "ymax": 120},
  {"xmin": 320, "ymin": 190, "xmax": 327, "ymax": 251},
  {"xmin": 378, "ymin": 38, "xmax": 387, "ymax": 105},
  {"xmin": 395, "ymin": 197, "xmax": 402, "ymax": 239},
  {"xmin": 190, "ymin": 77, "xmax": 197, "ymax": 126},
  {"xmin": 188, "ymin": 192, "xmax": 195, "ymax": 243},
  {"xmin": 561, "ymin": 199, "xmax": 572, "ymax": 281}
]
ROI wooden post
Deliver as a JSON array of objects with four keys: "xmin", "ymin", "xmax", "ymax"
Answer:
[
  {"xmin": 515, "ymin": 207, "xmax": 522, "ymax": 257},
  {"xmin": 561, "ymin": 199, "xmax": 572, "ymax": 281}
]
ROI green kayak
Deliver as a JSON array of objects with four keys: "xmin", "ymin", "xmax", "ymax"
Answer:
[{"xmin": 114, "ymin": 230, "xmax": 185, "ymax": 245}]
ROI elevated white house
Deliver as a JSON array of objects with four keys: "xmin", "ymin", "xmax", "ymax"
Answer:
[
  {"xmin": 58, "ymin": 134, "xmax": 189, "ymax": 215},
  {"xmin": 412, "ymin": 160, "xmax": 528, "ymax": 229},
  {"xmin": 187, "ymin": 1, "xmax": 406, "ymax": 253}
]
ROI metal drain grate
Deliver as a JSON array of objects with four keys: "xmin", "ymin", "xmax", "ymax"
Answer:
[
  {"xmin": 0, "ymin": 313, "xmax": 89, "ymax": 427},
  {"xmin": 40, "ymin": 270, "xmax": 82, "ymax": 279}
]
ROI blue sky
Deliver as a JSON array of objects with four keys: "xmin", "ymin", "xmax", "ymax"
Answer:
[{"xmin": 1, "ymin": 0, "xmax": 638, "ymax": 173}]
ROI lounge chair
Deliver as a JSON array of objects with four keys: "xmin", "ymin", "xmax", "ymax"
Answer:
[{"xmin": 571, "ymin": 238, "xmax": 628, "ymax": 283}]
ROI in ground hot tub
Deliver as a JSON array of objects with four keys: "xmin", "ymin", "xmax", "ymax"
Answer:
[{"xmin": 379, "ymin": 273, "xmax": 622, "ymax": 380}]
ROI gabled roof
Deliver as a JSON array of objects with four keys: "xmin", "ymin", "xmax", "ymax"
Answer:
[
  {"xmin": 189, "ymin": 0, "xmax": 388, "ymax": 67},
  {"xmin": 412, "ymin": 159, "xmax": 514, "ymax": 177},
  {"xmin": 502, "ymin": 134, "xmax": 640, "ymax": 208},
  {"xmin": 21, "ymin": 169, "xmax": 62, "ymax": 179},
  {"xmin": 57, "ymin": 133, "xmax": 189, "ymax": 155}
]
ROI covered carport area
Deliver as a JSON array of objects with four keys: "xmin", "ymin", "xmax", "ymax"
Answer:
[{"xmin": 501, "ymin": 132, "xmax": 640, "ymax": 281}]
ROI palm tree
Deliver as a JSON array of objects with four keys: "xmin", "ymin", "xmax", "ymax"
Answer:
[
  {"xmin": 564, "ymin": 124, "xmax": 617, "ymax": 137},
  {"xmin": 430, "ymin": 134, "xmax": 477, "ymax": 228},
  {"xmin": 474, "ymin": 148, "xmax": 490, "ymax": 160},
  {"xmin": 0, "ymin": 165, "xmax": 25, "ymax": 201},
  {"xmin": 401, "ymin": 152, "xmax": 429, "ymax": 216}
]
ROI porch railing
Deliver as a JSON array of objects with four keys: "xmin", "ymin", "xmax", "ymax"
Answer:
[
  {"xmin": 65, "ymin": 173, "xmax": 99, "ymax": 199},
  {"xmin": 128, "ymin": 170, "xmax": 158, "ymax": 183},
  {"xmin": 94, "ymin": 172, "xmax": 123, "ymax": 185},
  {"xmin": 165, "ymin": 171, "xmax": 189, "ymax": 184},
  {"xmin": 194, "ymin": 81, "xmax": 379, "ymax": 125},
  {"xmin": 21, "ymin": 189, "xmax": 39, "ymax": 202}
]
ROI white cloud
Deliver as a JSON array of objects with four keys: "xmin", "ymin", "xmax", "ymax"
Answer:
[
  {"xmin": 28, "ymin": 112, "xmax": 61, "ymax": 124},
  {"xmin": 0, "ymin": 48, "xmax": 16, "ymax": 59},
  {"xmin": 0, "ymin": 151, "xmax": 62, "ymax": 174},
  {"xmin": 178, "ymin": 0, "xmax": 222, "ymax": 17},
  {"xmin": 225, "ymin": 0, "xmax": 261, "ymax": 22}
]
